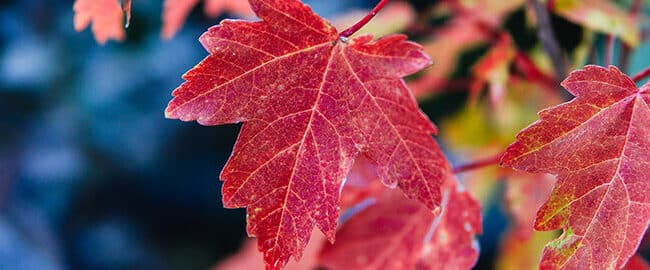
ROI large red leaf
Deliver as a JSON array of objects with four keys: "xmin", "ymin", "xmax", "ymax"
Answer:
[
  {"xmin": 73, "ymin": 0, "xmax": 130, "ymax": 44},
  {"xmin": 501, "ymin": 65, "xmax": 650, "ymax": 269},
  {"xmin": 165, "ymin": 0, "xmax": 444, "ymax": 268},
  {"xmin": 319, "ymin": 170, "xmax": 481, "ymax": 270},
  {"xmin": 161, "ymin": 0, "xmax": 253, "ymax": 39}
]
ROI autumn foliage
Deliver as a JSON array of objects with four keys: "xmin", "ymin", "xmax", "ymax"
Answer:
[{"xmin": 73, "ymin": 0, "xmax": 650, "ymax": 269}]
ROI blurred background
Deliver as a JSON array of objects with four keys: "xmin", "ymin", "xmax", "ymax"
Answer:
[{"xmin": 1, "ymin": 0, "xmax": 650, "ymax": 269}]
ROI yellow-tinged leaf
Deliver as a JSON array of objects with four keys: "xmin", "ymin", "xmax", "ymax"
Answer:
[{"xmin": 553, "ymin": 0, "xmax": 640, "ymax": 46}]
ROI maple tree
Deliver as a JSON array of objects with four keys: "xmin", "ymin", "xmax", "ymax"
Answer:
[{"xmin": 72, "ymin": 0, "xmax": 650, "ymax": 269}]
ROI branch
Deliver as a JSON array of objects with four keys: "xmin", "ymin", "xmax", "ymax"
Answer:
[
  {"xmin": 339, "ymin": 0, "xmax": 389, "ymax": 38},
  {"xmin": 528, "ymin": 0, "xmax": 567, "ymax": 81}
]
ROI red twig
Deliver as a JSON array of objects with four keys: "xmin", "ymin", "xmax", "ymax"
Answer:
[
  {"xmin": 632, "ymin": 67, "xmax": 650, "ymax": 83},
  {"xmin": 453, "ymin": 152, "xmax": 504, "ymax": 174},
  {"xmin": 339, "ymin": 0, "xmax": 389, "ymax": 38}
]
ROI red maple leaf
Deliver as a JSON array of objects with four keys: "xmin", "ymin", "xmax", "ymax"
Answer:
[
  {"xmin": 319, "ymin": 173, "xmax": 481, "ymax": 270},
  {"xmin": 165, "ymin": 0, "xmax": 444, "ymax": 268},
  {"xmin": 161, "ymin": 0, "xmax": 254, "ymax": 39},
  {"xmin": 501, "ymin": 65, "xmax": 650, "ymax": 269},
  {"xmin": 73, "ymin": 0, "xmax": 130, "ymax": 44}
]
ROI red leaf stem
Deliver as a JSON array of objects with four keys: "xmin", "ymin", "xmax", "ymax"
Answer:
[
  {"xmin": 339, "ymin": 0, "xmax": 389, "ymax": 38},
  {"xmin": 632, "ymin": 67, "xmax": 650, "ymax": 82}
]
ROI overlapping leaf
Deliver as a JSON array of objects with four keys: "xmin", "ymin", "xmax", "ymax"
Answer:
[
  {"xmin": 414, "ymin": 180, "xmax": 482, "ymax": 270},
  {"xmin": 165, "ymin": 0, "xmax": 446, "ymax": 268},
  {"xmin": 161, "ymin": 0, "xmax": 253, "ymax": 39},
  {"xmin": 320, "ymin": 170, "xmax": 481, "ymax": 270},
  {"xmin": 338, "ymin": 157, "xmax": 384, "ymax": 210},
  {"xmin": 73, "ymin": 0, "xmax": 131, "ymax": 44},
  {"xmin": 501, "ymin": 65, "xmax": 650, "ymax": 269}
]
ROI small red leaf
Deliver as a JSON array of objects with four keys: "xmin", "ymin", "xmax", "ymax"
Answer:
[
  {"xmin": 165, "ymin": 0, "xmax": 444, "ymax": 268},
  {"xmin": 502, "ymin": 65, "xmax": 650, "ymax": 269},
  {"xmin": 161, "ymin": 0, "xmax": 253, "ymax": 39},
  {"xmin": 161, "ymin": 0, "xmax": 200, "ymax": 39},
  {"xmin": 73, "ymin": 0, "xmax": 128, "ymax": 44}
]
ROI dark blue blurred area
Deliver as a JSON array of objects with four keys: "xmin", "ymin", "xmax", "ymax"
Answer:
[{"xmin": 0, "ymin": 1, "xmax": 370, "ymax": 269}]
